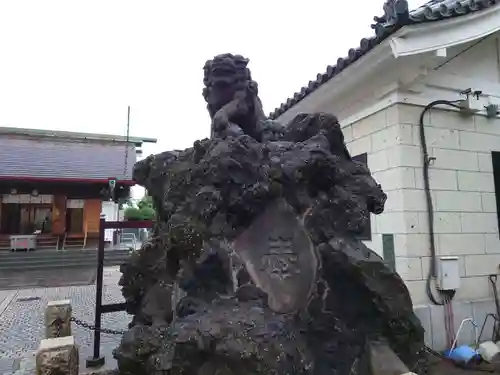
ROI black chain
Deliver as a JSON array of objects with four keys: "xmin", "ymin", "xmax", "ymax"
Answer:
[
  {"xmin": 52, "ymin": 317, "xmax": 63, "ymax": 337},
  {"xmin": 70, "ymin": 316, "xmax": 126, "ymax": 335}
]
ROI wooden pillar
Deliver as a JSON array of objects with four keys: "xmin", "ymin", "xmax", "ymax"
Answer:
[
  {"xmin": 83, "ymin": 199, "xmax": 102, "ymax": 235},
  {"xmin": 52, "ymin": 195, "xmax": 67, "ymax": 235}
]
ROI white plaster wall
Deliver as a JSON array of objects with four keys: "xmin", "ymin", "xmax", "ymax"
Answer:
[
  {"xmin": 343, "ymin": 105, "xmax": 411, "ymax": 259},
  {"xmin": 393, "ymin": 103, "xmax": 500, "ymax": 306}
]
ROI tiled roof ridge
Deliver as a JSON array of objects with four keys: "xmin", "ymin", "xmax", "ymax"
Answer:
[
  {"xmin": 268, "ymin": 0, "xmax": 499, "ymax": 120},
  {"xmin": 3, "ymin": 132, "xmax": 138, "ymax": 146}
]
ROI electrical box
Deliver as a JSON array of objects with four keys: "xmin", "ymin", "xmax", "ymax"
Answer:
[
  {"xmin": 457, "ymin": 96, "xmax": 482, "ymax": 115},
  {"xmin": 436, "ymin": 256, "xmax": 460, "ymax": 291}
]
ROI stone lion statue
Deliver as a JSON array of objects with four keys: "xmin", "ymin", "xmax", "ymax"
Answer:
[{"xmin": 202, "ymin": 53, "xmax": 267, "ymax": 140}]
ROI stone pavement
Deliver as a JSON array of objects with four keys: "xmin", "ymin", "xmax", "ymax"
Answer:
[{"xmin": 0, "ymin": 267, "xmax": 129, "ymax": 375}]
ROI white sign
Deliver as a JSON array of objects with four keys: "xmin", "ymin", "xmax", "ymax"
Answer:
[{"xmin": 67, "ymin": 199, "xmax": 84, "ymax": 209}]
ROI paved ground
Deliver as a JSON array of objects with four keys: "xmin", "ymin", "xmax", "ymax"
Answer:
[
  {"xmin": 0, "ymin": 267, "xmax": 129, "ymax": 375},
  {"xmin": 0, "ymin": 267, "xmax": 97, "ymax": 290}
]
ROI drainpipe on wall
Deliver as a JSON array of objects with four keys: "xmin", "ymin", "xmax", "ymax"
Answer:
[{"xmin": 419, "ymin": 100, "xmax": 464, "ymax": 305}]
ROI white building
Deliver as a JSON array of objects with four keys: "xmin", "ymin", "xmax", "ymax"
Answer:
[{"xmin": 270, "ymin": 0, "xmax": 500, "ymax": 349}]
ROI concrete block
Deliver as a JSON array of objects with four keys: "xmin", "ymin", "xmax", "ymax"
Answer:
[
  {"xmin": 464, "ymin": 254, "xmax": 500, "ymax": 276},
  {"xmin": 45, "ymin": 300, "xmax": 72, "ymax": 339},
  {"xmin": 397, "ymin": 104, "xmax": 425, "ymax": 126},
  {"xmin": 482, "ymin": 193, "xmax": 497, "ymax": 212},
  {"xmin": 385, "ymin": 104, "xmax": 399, "ymax": 128},
  {"xmin": 456, "ymin": 276, "xmax": 491, "ymax": 301},
  {"xmin": 389, "ymin": 145, "xmax": 422, "ymax": 168},
  {"xmin": 36, "ymin": 336, "xmax": 78, "ymax": 375},
  {"xmin": 402, "ymin": 189, "xmax": 427, "ymax": 212},
  {"xmin": 371, "ymin": 124, "xmax": 413, "ymax": 152},
  {"xmin": 348, "ymin": 136, "xmax": 372, "ymax": 156},
  {"xmin": 384, "ymin": 190, "xmax": 405, "ymax": 212},
  {"xmin": 373, "ymin": 167, "xmax": 416, "ymax": 191},
  {"xmin": 406, "ymin": 280, "xmax": 428, "ymax": 306},
  {"xmin": 437, "ymin": 234, "xmax": 486, "ymax": 255},
  {"xmin": 342, "ymin": 124, "xmax": 353, "ymax": 144},
  {"xmin": 365, "ymin": 340, "xmax": 410, "ymax": 375},
  {"xmin": 377, "ymin": 211, "xmax": 420, "ymax": 234},
  {"xmin": 430, "ymin": 148, "xmax": 479, "ymax": 171},
  {"xmin": 452, "ymin": 302, "xmax": 476, "ymax": 346},
  {"xmin": 413, "ymin": 126, "xmax": 460, "ymax": 149},
  {"xmin": 458, "ymin": 171, "xmax": 495, "ymax": 193},
  {"xmin": 395, "ymin": 257, "xmax": 423, "ymax": 281},
  {"xmin": 352, "ymin": 110, "xmax": 387, "ymax": 139},
  {"xmin": 478, "ymin": 152, "xmax": 494, "ymax": 173},
  {"xmin": 475, "ymin": 115, "xmax": 500, "ymax": 136},
  {"xmin": 472, "ymin": 300, "xmax": 497, "ymax": 342},
  {"xmin": 485, "ymin": 234, "xmax": 500, "ymax": 254},
  {"xmin": 428, "ymin": 305, "xmax": 448, "ymax": 350},
  {"xmin": 427, "ymin": 108, "xmax": 475, "ymax": 131},
  {"xmin": 460, "ymin": 131, "xmax": 500, "ymax": 152},
  {"xmin": 418, "ymin": 212, "xmax": 462, "ymax": 234},
  {"xmin": 428, "ymin": 302, "xmax": 475, "ymax": 350},
  {"xmin": 461, "ymin": 213, "xmax": 499, "ymax": 233},
  {"xmin": 414, "ymin": 306, "xmax": 433, "ymax": 347},
  {"xmin": 434, "ymin": 191, "xmax": 482, "ymax": 212},
  {"xmin": 415, "ymin": 168, "xmax": 458, "ymax": 191},
  {"xmin": 394, "ymin": 233, "xmax": 431, "ymax": 257},
  {"xmin": 368, "ymin": 150, "xmax": 390, "ymax": 173}
]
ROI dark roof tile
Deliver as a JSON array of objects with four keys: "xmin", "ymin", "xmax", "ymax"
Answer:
[
  {"xmin": 0, "ymin": 136, "xmax": 137, "ymax": 181},
  {"xmin": 268, "ymin": 0, "xmax": 497, "ymax": 120}
]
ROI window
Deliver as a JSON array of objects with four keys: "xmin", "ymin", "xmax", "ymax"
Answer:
[{"xmin": 352, "ymin": 152, "xmax": 371, "ymax": 241}]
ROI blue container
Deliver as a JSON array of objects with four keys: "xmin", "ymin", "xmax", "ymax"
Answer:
[{"xmin": 444, "ymin": 345, "xmax": 479, "ymax": 363}]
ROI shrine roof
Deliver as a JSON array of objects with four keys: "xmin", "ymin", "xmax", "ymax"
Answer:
[
  {"xmin": 0, "ymin": 129, "xmax": 141, "ymax": 183},
  {"xmin": 268, "ymin": 0, "xmax": 498, "ymax": 120}
]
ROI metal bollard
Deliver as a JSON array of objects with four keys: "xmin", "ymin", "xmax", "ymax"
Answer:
[{"xmin": 45, "ymin": 300, "xmax": 72, "ymax": 338}]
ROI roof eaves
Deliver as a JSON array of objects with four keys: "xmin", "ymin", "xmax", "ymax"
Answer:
[
  {"xmin": 268, "ymin": 0, "xmax": 497, "ymax": 120},
  {"xmin": 0, "ymin": 126, "xmax": 158, "ymax": 146}
]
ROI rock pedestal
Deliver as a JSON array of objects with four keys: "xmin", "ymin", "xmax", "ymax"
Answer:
[
  {"xmin": 45, "ymin": 300, "xmax": 72, "ymax": 338},
  {"xmin": 114, "ymin": 54, "xmax": 428, "ymax": 375},
  {"xmin": 36, "ymin": 336, "xmax": 79, "ymax": 375}
]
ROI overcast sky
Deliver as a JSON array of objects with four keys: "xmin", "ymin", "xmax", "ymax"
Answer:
[{"xmin": 0, "ymin": 0, "xmax": 427, "ymax": 158}]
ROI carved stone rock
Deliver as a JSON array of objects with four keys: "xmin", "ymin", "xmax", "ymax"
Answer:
[
  {"xmin": 115, "ymin": 54, "xmax": 427, "ymax": 375},
  {"xmin": 233, "ymin": 198, "xmax": 317, "ymax": 313},
  {"xmin": 36, "ymin": 336, "xmax": 78, "ymax": 375},
  {"xmin": 45, "ymin": 300, "xmax": 72, "ymax": 339}
]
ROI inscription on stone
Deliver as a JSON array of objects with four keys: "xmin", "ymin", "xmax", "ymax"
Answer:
[
  {"xmin": 232, "ymin": 199, "xmax": 318, "ymax": 313},
  {"xmin": 262, "ymin": 235, "xmax": 298, "ymax": 280}
]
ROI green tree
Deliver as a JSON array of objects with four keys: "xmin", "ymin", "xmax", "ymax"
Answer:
[{"xmin": 124, "ymin": 195, "xmax": 156, "ymax": 220}]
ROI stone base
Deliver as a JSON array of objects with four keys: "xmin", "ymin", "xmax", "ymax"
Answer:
[{"xmin": 36, "ymin": 336, "xmax": 78, "ymax": 375}]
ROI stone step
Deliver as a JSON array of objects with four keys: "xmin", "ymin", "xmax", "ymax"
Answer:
[
  {"xmin": 0, "ymin": 249, "xmax": 130, "ymax": 257},
  {"xmin": 0, "ymin": 254, "xmax": 130, "ymax": 265},
  {"xmin": 0, "ymin": 259, "xmax": 127, "ymax": 271},
  {"xmin": 0, "ymin": 250, "xmax": 131, "ymax": 271}
]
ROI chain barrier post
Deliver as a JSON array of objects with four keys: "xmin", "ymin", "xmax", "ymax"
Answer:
[
  {"xmin": 85, "ymin": 214, "xmax": 106, "ymax": 368},
  {"xmin": 36, "ymin": 336, "xmax": 79, "ymax": 375},
  {"xmin": 45, "ymin": 300, "xmax": 72, "ymax": 339}
]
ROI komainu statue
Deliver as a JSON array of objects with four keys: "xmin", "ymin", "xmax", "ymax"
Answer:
[{"xmin": 114, "ymin": 53, "xmax": 428, "ymax": 375}]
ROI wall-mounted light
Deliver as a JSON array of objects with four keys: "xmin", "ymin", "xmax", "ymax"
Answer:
[
  {"xmin": 31, "ymin": 189, "xmax": 39, "ymax": 197},
  {"xmin": 10, "ymin": 188, "xmax": 17, "ymax": 195}
]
